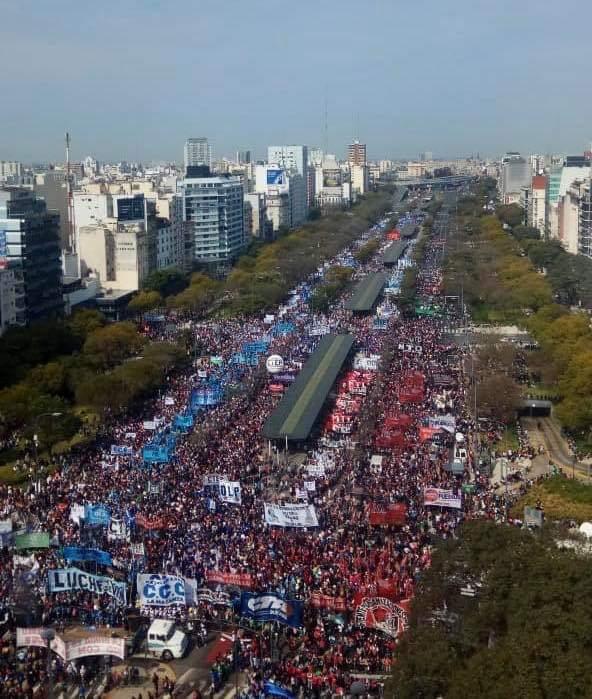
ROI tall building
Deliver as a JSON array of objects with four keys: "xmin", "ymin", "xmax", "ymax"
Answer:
[
  {"xmin": 34, "ymin": 171, "xmax": 70, "ymax": 249},
  {"xmin": 546, "ymin": 159, "xmax": 591, "ymax": 239},
  {"xmin": 0, "ymin": 262, "xmax": 25, "ymax": 333},
  {"xmin": 0, "ymin": 161, "xmax": 23, "ymax": 182},
  {"xmin": 351, "ymin": 164, "xmax": 369, "ymax": 196},
  {"xmin": 499, "ymin": 154, "xmax": 530, "ymax": 204},
  {"xmin": 267, "ymin": 146, "xmax": 309, "ymax": 223},
  {"xmin": 179, "ymin": 175, "xmax": 245, "ymax": 265},
  {"xmin": 529, "ymin": 175, "xmax": 547, "ymax": 233},
  {"xmin": 0, "ymin": 188, "xmax": 63, "ymax": 322},
  {"xmin": 578, "ymin": 180, "xmax": 592, "ymax": 258},
  {"xmin": 347, "ymin": 140, "xmax": 367, "ymax": 167},
  {"xmin": 184, "ymin": 138, "xmax": 212, "ymax": 170}
]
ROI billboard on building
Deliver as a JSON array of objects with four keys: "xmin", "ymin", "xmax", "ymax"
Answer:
[
  {"xmin": 116, "ymin": 197, "xmax": 145, "ymax": 221},
  {"xmin": 266, "ymin": 169, "xmax": 285, "ymax": 186}
]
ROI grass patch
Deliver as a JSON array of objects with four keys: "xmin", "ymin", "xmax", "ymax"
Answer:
[
  {"xmin": 494, "ymin": 425, "xmax": 519, "ymax": 453},
  {"xmin": 512, "ymin": 475, "xmax": 592, "ymax": 522}
]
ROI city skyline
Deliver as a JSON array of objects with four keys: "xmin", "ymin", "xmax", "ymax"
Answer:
[{"xmin": 1, "ymin": 0, "xmax": 591, "ymax": 162}]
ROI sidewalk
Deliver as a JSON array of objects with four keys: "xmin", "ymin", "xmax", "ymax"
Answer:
[{"xmin": 102, "ymin": 661, "xmax": 176, "ymax": 699}]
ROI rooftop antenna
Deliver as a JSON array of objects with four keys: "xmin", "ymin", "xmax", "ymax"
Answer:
[{"xmin": 323, "ymin": 87, "xmax": 329, "ymax": 155}]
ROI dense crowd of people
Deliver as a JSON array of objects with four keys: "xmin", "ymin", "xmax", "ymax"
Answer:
[{"xmin": 0, "ymin": 203, "xmax": 517, "ymax": 698}]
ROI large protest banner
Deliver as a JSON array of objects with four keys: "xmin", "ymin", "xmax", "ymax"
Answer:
[
  {"xmin": 135, "ymin": 513, "xmax": 167, "ymax": 530},
  {"xmin": 48, "ymin": 568, "xmax": 127, "ymax": 605},
  {"xmin": 203, "ymin": 474, "xmax": 242, "ymax": 505},
  {"xmin": 264, "ymin": 503, "xmax": 319, "ymax": 528},
  {"xmin": 137, "ymin": 574, "xmax": 186, "ymax": 606},
  {"xmin": 240, "ymin": 593, "xmax": 304, "ymax": 627},
  {"xmin": 205, "ymin": 571, "xmax": 253, "ymax": 587},
  {"xmin": 423, "ymin": 487, "xmax": 462, "ymax": 509},
  {"xmin": 110, "ymin": 445, "xmax": 133, "ymax": 456},
  {"xmin": 368, "ymin": 503, "xmax": 408, "ymax": 526},
  {"xmin": 62, "ymin": 547, "xmax": 112, "ymax": 567},
  {"xmin": 17, "ymin": 628, "xmax": 125, "ymax": 661},
  {"xmin": 427, "ymin": 414, "xmax": 456, "ymax": 433},
  {"xmin": 15, "ymin": 532, "xmax": 50, "ymax": 550},
  {"xmin": 354, "ymin": 596, "xmax": 410, "ymax": 638}
]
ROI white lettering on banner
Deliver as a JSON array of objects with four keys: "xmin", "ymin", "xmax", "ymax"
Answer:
[
  {"xmin": 304, "ymin": 480, "xmax": 316, "ymax": 492},
  {"xmin": 137, "ymin": 574, "xmax": 186, "ymax": 606},
  {"xmin": 142, "ymin": 421, "xmax": 156, "ymax": 430},
  {"xmin": 125, "ymin": 432, "xmax": 136, "ymax": 439},
  {"xmin": 47, "ymin": 568, "xmax": 127, "ymax": 605},
  {"xmin": 17, "ymin": 628, "xmax": 125, "ymax": 661},
  {"xmin": 247, "ymin": 595, "xmax": 290, "ymax": 620},
  {"xmin": 423, "ymin": 487, "xmax": 462, "ymax": 509},
  {"xmin": 306, "ymin": 464, "xmax": 326, "ymax": 477},
  {"xmin": 164, "ymin": 397, "xmax": 175, "ymax": 406},
  {"xmin": 264, "ymin": 503, "xmax": 319, "ymax": 528},
  {"xmin": 428, "ymin": 415, "xmax": 456, "ymax": 433},
  {"xmin": 203, "ymin": 474, "xmax": 241, "ymax": 504}
]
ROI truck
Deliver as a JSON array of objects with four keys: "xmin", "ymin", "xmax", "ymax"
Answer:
[{"xmin": 146, "ymin": 619, "xmax": 189, "ymax": 660}]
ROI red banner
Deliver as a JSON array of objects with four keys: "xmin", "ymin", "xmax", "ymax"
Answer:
[
  {"xmin": 309, "ymin": 592, "xmax": 347, "ymax": 612},
  {"xmin": 205, "ymin": 571, "xmax": 253, "ymax": 588},
  {"xmin": 354, "ymin": 595, "xmax": 410, "ymax": 638},
  {"xmin": 136, "ymin": 514, "xmax": 167, "ymax": 530},
  {"xmin": 419, "ymin": 426, "xmax": 440, "ymax": 442},
  {"xmin": 368, "ymin": 503, "xmax": 407, "ymax": 526}
]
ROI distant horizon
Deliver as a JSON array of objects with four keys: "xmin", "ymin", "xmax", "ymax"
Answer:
[{"xmin": 1, "ymin": 1, "xmax": 590, "ymax": 163}]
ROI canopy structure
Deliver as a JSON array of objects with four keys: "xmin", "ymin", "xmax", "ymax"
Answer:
[
  {"xmin": 344, "ymin": 273, "xmax": 387, "ymax": 312},
  {"xmin": 382, "ymin": 241, "xmax": 408, "ymax": 266},
  {"xmin": 400, "ymin": 223, "xmax": 417, "ymax": 239},
  {"xmin": 262, "ymin": 334, "xmax": 354, "ymax": 442}
]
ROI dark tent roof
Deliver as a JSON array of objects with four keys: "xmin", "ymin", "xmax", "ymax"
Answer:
[
  {"xmin": 382, "ymin": 241, "xmax": 408, "ymax": 266},
  {"xmin": 344, "ymin": 273, "xmax": 386, "ymax": 312},
  {"xmin": 262, "ymin": 334, "xmax": 354, "ymax": 441}
]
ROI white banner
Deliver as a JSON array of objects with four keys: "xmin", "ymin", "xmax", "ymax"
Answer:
[
  {"xmin": 304, "ymin": 480, "xmax": 316, "ymax": 492},
  {"xmin": 143, "ymin": 421, "xmax": 156, "ymax": 430},
  {"xmin": 164, "ymin": 397, "xmax": 175, "ymax": 406},
  {"xmin": 125, "ymin": 432, "xmax": 136, "ymax": 439},
  {"xmin": 69, "ymin": 504, "xmax": 85, "ymax": 525},
  {"xmin": 203, "ymin": 474, "xmax": 241, "ymax": 504},
  {"xmin": 424, "ymin": 487, "xmax": 462, "ymax": 509},
  {"xmin": 428, "ymin": 414, "xmax": 456, "ymax": 433},
  {"xmin": 306, "ymin": 464, "xmax": 326, "ymax": 477},
  {"xmin": 48, "ymin": 568, "xmax": 127, "ymax": 605},
  {"xmin": 16, "ymin": 628, "xmax": 125, "ymax": 660},
  {"xmin": 0, "ymin": 518, "xmax": 12, "ymax": 534},
  {"xmin": 264, "ymin": 503, "xmax": 319, "ymax": 528},
  {"xmin": 137, "ymin": 574, "xmax": 186, "ymax": 606},
  {"xmin": 107, "ymin": 518, "xmax": 129, "ymax": 542}
]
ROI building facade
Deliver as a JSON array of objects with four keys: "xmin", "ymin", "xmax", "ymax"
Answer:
[
  {"xmin": 267, "ymin": 146, "xmax": 309, "ymax": 224},
  {"xmin": 0, "ymin": 188, "xmax": 63, "ymax": 323},
  {"xmin": 0, "ymin": 262, "xmax": 25, "ymax": 334},
  {"xmin": 184, "ymin": 138, "xmax": 212, "ymax": 170},
  {"xmin": 179, "ymin": 175, "xmax": 245, "ymax": 265},
  {"xmin": 348, "ymin": 141, "xmax": 367, "ymax": 167}
]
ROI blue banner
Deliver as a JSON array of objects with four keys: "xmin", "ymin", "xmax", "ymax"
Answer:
[
  {"xmin": 240, "ymin": 593, "xmax": 303, "ymax": 627},
  {"xmin": 142, "ymin": 445, "xmax": 170, "ymax": 464},
  {"xmin": 137, "ymin": 574, "xmax": 186, "ymax": 606},
  {"xmin": 62, "ymin": 546, "xmax": 112, "ymax": 567},
  {"xmin": 264, "ymin": 682, "xmax": 294, "ymax": 699},
  {"xmin": 174, "ymin": 413, "xmax": 194, "ymax": 431},
  {"xmin": 84, "ymin": 504, "xmax": 111, "ymax": 526}
]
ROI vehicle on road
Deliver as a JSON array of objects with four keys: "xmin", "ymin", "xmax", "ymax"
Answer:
[{"xmin": 147, "ymin": 619, "xmax": 189, "ymax": 660}]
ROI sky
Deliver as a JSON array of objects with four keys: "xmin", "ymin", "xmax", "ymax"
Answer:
[{"xmin": 1, "ymin": 0, "xmax": 591, "ymax": 164}]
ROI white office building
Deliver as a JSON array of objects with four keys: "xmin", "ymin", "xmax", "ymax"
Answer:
[
  {"xmin": 267, "ymin": 145, "xmax": 309, "ymax": 223},
  {"xmin": 156, "ymin": 195, "xmax": 186, "ymax": 270},
  {"xmin": 184, "ymin": 138, "xmax": 212, "ymax": 169},
  {"xmin": 179, "ymin": 175, "xmax": 245, "ymax": 264}
]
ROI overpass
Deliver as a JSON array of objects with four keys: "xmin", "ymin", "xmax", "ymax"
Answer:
[{"xmin": 396, "ymin": 175, "xmax": 476, "ymax": 189}]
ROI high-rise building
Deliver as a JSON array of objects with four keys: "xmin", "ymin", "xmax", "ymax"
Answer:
[
  {"xmin": 0, "ymin": 188, "xmax": 63, "ymax": 322},
  {"xmin": 267, "ymin": 145, "xmax": 309, "ymax": 223},
  {"xmin": 529, "ymin": 175, "xmax": 547, "ymax": 233},
  {"xmin": 347, "ymin": 140, "xmax": 367, "ymax": 167},
  {"xmin": 237, "ymin": 150, "xmax": 251, "ymax": 165},
  {"xmin": 0, "ymin": 261, "xmax": 25, "ymax": 333},
  {"xmin": 578, "ymin": 180, "xmax": 592, "ymax": 258},
  {"xmin": 184, "ymin": 138, "xmax": 212, "ymax": 170},
  {"xmin": 34, "ymin": 171, "xmax": 70, "ymax": 249},
  {"xmin": 0, "ymin": 161, "xmax": 23, "ymax": 181},
  {"xmin": 499, "ymin": 154, "xmax": 530, "ymax": 204},
  {"xmin": 179, "ymin": 175, "xmax": 245, "ymax": 265}
]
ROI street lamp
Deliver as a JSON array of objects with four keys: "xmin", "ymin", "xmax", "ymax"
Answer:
[{"xmin": 40, "ymin": 628, "xmax": 56, "ymax": 699}]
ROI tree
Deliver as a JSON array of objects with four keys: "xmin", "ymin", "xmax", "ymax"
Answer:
[
  {"xmin": 83, "ymin": 322, "xmax": 144, "ymax": 368},
  {"xmin": 68, "ymin": 309, "xmax": 106, "ymax": 340},
  {"xmin": 476, "ymin": 372, "xmax": 522, "ymax": 424},
  {"xmin": 143, "ymin": 268, "xmax": 188, "ymax": 297},
  {"xmin": 390, "ymin": 521, "xmax": 592, "ymax": 699},
  {"xmin": 128, "ymin": 290, "xmax": 162, "ymax": 313},
  {"xmin": 497, "ymin": 203, "xmax": 524, "ymax": 228}
]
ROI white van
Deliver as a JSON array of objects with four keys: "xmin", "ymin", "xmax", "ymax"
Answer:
[{"xmin": 147, "ymin": 619, "xmax": 189, "ymax": 660}]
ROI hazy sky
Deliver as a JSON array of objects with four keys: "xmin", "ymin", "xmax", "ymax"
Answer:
[{"xmin": 1, "ymin": 0, "xmax": 591, "ymax": 163}]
